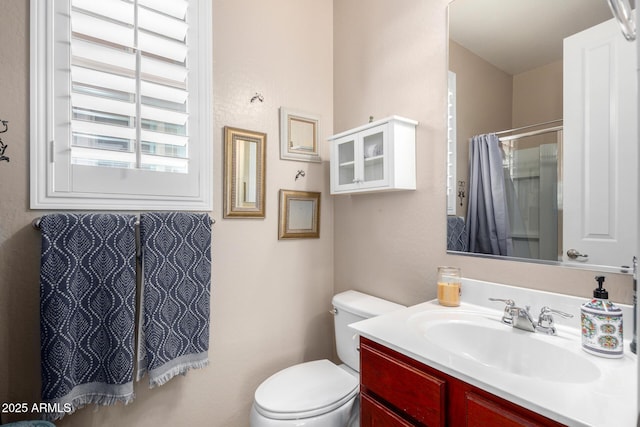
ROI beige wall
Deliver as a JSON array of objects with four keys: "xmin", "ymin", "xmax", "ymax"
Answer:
[
  {"xmin": 332, "ymin": 0, "xmax": 632, "ymax": 309},
  {"xmin": 448, "ymin": 44, "xmax": 562, "ymax": 218},
  {"xmin": 512, "ymin": 60, "xmax": 563, "ymax": 128},
  {"xmin": 0, "ymin": 0, "xmax": 334, "ymax": 426},
  {"xmin": 0, "ymin": 1, "xmax": 633, "ymax": 427},
  {"xmin": 449, "ymin": 41, "xmax": 513, "ymax": 217}
]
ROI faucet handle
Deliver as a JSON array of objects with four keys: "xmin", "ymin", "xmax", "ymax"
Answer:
[
  {"xmin": 539, "ymin": 306, "xmax": 573, "ymax": 319},
  {"xmin": 488, "ymin": 297, "xmax": 515, "ymax": 306},
  {"xmin": 489, "ymin": 298, "xmax": 516, "ymax": 325},
  {"xmin": 537, "ymin": 306, "xmax": 574, "ymax": 335}
]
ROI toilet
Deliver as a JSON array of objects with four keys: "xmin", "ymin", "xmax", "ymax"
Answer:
[{"xmin": 250, "ymin": 290, "xmax": 405, "ymax": 427}]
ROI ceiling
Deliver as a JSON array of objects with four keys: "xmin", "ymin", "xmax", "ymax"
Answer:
[{"xmin": 448, "ymin": 0, "xmax": 615, "ymax": 75}]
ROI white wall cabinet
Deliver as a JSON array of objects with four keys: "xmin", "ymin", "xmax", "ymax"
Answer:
[{"xmin": 328, "ymin": 116, "xmax": 417, "ymax": 194}]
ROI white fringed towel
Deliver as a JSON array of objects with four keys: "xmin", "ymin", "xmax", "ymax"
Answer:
[{"xmin": 137, "ymin": 212, "xmax": 212, "ymax": 387}]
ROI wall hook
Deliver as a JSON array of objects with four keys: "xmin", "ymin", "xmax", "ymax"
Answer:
[
  {"xmin": 250, "ymin": 92, "xmax": 264, "ymax": 103},
  {"xmin": 0, "ymin": 120, "xmax": 9, "ymax": 163},
  {"xmin": 295, "ymin": 170, "xmax": 306, "ymax": 181},
  {"xmin": 457, "ymin": 180, "xmax": 466, "ymax": 207}
]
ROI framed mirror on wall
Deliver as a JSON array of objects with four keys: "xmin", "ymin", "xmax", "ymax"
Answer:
[
  {"xmin": 278, "ymin": 190, "xmax": 320, "ymax": 239},
  {"xmin": 224, "ymin": 127, "xmax": 266, "ymax": 218},
  {"xmin": 279, "ymin": 108, "xmax": 321, "ymax": 163},
  {"xmin": 446, "ymin": 0, "xmax": 638, "ymax": 273}
]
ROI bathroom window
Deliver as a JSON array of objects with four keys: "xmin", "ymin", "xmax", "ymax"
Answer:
[{"xmin": 30, "ymin": 0, "xmax": 213, "ymax": 210}]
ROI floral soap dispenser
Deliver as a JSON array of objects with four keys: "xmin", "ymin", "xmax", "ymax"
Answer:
[{"xmin": 581, "ymin": 276, "xmax": 623, "ymax": 358}]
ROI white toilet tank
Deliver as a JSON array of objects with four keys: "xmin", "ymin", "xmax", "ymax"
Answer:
[{"xmin": 332, "ymin": 290, "xmax": 405, "ymax": 372}]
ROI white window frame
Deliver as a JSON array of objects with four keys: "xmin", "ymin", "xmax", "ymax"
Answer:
[
  {"xmin": 447, "ymin": 71, "xmax": 457, "ymax": 215},
  {"xmin": 30, "ymin": 0, "xmax": 213, "ymax": 210}
]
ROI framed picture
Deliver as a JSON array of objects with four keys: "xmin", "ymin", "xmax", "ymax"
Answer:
[
  {"xmin": 278, "ymin": 190, "xmax": 321, "ymax": 239},
  {"xmin": 279, "ymin": 108, "xmax": 321, "ymax": 162},
  {"xmin": 224, "ymin": 127, "xmax": 266, "ymax": 218}
]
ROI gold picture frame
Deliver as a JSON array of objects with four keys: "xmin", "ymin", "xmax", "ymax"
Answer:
[
  {"xmin": 224, "ymin": 127, "xmax": 266, "ymax": 218},
  {"xmin": 279, "ymin": 108, "xmax": 321, "ymax": 163},
  {"xmin": 278, "ymin": 190, "xmax": 321, "ymax": 239}
]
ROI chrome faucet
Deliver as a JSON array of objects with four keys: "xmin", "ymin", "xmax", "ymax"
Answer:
[
  {"xmin": 489, "ymin": 298, "xmax": 573, "ymax": 335},
  {"xmin": 512, "ymin": 305, "xmax": 537, "ymax": 332}
]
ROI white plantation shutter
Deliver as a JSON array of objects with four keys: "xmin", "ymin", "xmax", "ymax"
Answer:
[{"xmin": 30, "ymin": 0, "xmax": 212, "ymax": 210}]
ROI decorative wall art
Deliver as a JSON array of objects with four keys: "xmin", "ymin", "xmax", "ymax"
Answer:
[
  {"xmin": 278, "ymin": 190, "xmax": 320, "ymax": 239},
  {"xmin": 224, "ymin": 127, "xmax": 266, "ymax": 218},
  {"xmin": 279, "ymin": 108, "xmax": 321, "ymax": 163}
]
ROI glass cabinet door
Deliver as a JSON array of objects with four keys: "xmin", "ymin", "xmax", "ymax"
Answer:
[
  {"xmin": 336, "ymin": 138, "xmax": 356, "ymax": 186},
  {"xmin": 360, "ymin": 125, "xmax": 387, "ymax": 186}
]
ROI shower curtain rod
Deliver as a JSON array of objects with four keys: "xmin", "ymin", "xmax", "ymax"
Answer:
[
  {"xmin": 499, "ymin": 125, "xmax": 563, "ymax": 143},
  {"xmin": 494, "ymin": 119, "xmax": 563, "ymax": 136}
]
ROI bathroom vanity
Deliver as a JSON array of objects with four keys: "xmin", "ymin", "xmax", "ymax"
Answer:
[
  {"xmin": 360, "ymin": 337, "xmax": 563, "ymax": 426},
  {"xmin": 360, "ymin": 338, "xmax": 564, "ymax": 427},
  {"xmin": 350, "ymin": 279, "xmax": 637, "ymax": 427}
]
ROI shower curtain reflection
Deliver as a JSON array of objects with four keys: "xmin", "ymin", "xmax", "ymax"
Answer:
[
  {"xmin": 466, "ymin": 133, "xmax": 513, "ymax": 256},
  {"xmin": 466, "ymin": 129, "xmax": 562, "ymax": 261}
]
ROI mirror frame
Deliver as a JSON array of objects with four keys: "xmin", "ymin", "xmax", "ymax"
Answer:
[
  {"xmin": 279, "ymin": 107, "xmax": 321, "ymax": 163},
  {"xmin": 278, "ymin": 190, "xmax": 321, "ymax": 239},
  {"xmin": 224, "ymin": 126, "xmax": 266, "ymax": 218}
]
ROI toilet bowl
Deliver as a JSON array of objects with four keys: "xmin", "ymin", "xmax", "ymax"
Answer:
[
  {"xmin": 250, "ymin": 291, "xmax": 405, "ymax": 427},
  {"xmin": 250, "ymin": 360, "xmax": 359, "ymax": 426}
]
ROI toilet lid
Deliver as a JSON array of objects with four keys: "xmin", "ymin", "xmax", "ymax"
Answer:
[{"xmin": 254, "ymin": 359, "xmax": 359, "ymax": 420}]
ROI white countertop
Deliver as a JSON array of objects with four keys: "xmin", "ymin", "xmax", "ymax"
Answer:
[{"xmin": 349, "ymin": 279, "xmax": 637, "ymax": 427}]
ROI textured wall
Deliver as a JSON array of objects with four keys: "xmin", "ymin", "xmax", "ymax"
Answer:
[{"xmin": 0, "ymin": 1, "xmax": 334, "ymax": 426}]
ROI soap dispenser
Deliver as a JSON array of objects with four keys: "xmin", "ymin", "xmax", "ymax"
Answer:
[{"xmin": 581, "ymin": 276, "xmax": 623, "ymax": 358}]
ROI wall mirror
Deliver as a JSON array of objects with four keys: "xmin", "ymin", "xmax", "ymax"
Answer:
[
  {"xmin": 447, "ymin": 0, "xmax": 638, "ymax": 272},
  {"xmin": 278, "ymin": 190, "xmax": 320, "ymax": 239},
  {"xmin": 279, "ymin": 108, "xmax": 321, "ymax": 162},
  {"xmin": 224, "ymin": 127, "xmax": 266, "ymax": 218}
]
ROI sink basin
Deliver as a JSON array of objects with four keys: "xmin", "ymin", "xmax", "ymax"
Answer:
[{"xmin": 407, "ymin": 310, "xmax": 601, "ymax": 384}]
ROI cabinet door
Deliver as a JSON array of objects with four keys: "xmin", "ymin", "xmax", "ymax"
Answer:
[
  {"xmin": 358, "ymin": 124, "xmax": 389, "ymax": 189},
  {"xmin": 332, "ymin": 135, "xmax": 359, "ymax": 192},
  {"xmin": 361, "ymin": 393, "xmax": 415, "ymax": 427}
]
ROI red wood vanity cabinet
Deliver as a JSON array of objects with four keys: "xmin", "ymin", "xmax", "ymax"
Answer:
[{"xmin": 360, "ymin": 337, "xmax": 566, "ymax": 427}]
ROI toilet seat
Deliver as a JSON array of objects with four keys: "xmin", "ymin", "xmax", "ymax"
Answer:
[{"xmin": 253, "ymin": 359, "xmax": 359, "ymax": 420}]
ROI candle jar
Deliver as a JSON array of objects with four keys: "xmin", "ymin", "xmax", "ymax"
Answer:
[{"xmin": 437, "ymin": 266, "xmax": 461, "ymax": 307}]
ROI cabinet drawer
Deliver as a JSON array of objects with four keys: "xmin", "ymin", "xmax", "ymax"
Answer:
[
  {"xmin": 465, "ymin": 391, "xmax": 564, "ymax": 427},
  {"xmin": 361, "ymin": 341, "xmax": 446, "ymax": 426},
  {"xmin": 361, "ymin": 393, "xmax": 415, "ymax": 427}
]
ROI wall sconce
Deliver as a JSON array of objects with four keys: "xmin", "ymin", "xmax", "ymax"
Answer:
[{"xmin": 0, "ymin": 120, "xmax": 9, "ymax": 163}]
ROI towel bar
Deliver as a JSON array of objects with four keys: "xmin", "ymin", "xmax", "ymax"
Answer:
[{"xmin": 32, "ymin": 215, "xmax": 216, "ymax": 230}]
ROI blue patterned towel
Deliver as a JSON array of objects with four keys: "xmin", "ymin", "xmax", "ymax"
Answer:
[
  {"xmin": 39, "ymin": 214, "xmax": 137, "ymax": 420},
  {"xmin": 137, "ymin": 212, "xmax": 212, "ymax": 387}
]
